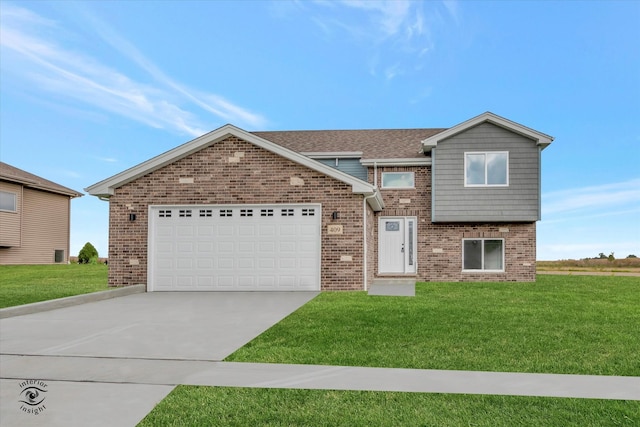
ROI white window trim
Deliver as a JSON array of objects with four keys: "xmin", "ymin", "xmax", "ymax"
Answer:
[
  {"xmin": 0, "ymin": 191, "xmax": 17, "ymax": 212},
  {"xmin": 462, "ymin": 238, "xmax": 505, "ymax": 273},
  {"xmin": 464, "ymin": 151, "xmax": 509, "ymax": 187},
  {"xmin": 381, "ymin": 172, "xmax": 415, "ymax": 189}
]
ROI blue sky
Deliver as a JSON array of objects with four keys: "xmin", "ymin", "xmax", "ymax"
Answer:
[{"xmin": 1, "ymin": 0, "xmax": 638, "ymax": 260}]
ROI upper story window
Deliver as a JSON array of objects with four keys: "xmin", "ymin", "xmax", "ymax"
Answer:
[
  {"xmin": 381, "ymin": 172, "xmax": 415, "ymax": 189},
  {"xmin": 465, "ymin": 152, "xmax": 508, "ymax": 187},
  {"xmin": 0, "ymin": 191, "xmax": 17, "ymax": 212}
]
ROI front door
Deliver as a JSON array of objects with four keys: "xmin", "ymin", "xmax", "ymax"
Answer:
[{"xmin": 378, "ymin": 217, "xmax": 417, "ymax": 274}]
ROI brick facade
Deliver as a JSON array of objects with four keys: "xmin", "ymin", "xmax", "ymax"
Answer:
[
  {"xmin": 107, "ymin": 135, "xmax": 537, "ymax": 290},
  {"xmin": 108, "ymin": 136, "xmax": 367, "ymax": 290},
  {"xmin": 369, "ymin": 165, "xmax": 536, "ymax": 283}
]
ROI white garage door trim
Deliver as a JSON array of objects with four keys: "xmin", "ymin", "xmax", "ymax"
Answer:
[{"xmin": 148, "ymin": 204, "xmax": 322, "ymax": 291}]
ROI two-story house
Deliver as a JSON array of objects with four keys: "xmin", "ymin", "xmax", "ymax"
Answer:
[
  {"xmin": 86, "ymin": 112, "xmax": 553, "ymax": 291},
  {"xmin": 1, "ymin": 162, "xmax": 83, "ymax": 264}
]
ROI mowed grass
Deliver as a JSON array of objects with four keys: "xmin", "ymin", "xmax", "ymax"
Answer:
[
  {"xmin": 0, "ymin": 264, "xmax": 109, "ymax": 308},
  {"xmin": 142, "ymin": 275, "xmax": 640, "ymax": 426},
  {"xmin": 139, "ymin": 387, "xmax": 640, "ymax": 427},
  {"xmin": 227, "ymin": 275, "xmax": 640, "ymax": 376}
]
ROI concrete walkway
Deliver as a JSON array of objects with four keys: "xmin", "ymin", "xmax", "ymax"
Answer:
[
  {"xmin": 2, "ymin": 290, "xmax": 639, "ymax": 427},
  {"xmin": 3, "ymin": 355, "xmax": 639, "ymax": 401}
]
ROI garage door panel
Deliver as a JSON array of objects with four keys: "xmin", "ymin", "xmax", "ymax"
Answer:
[
  {"xmin": 279, "ymin": 258, "xmax": 297, "ymax": 269},
  {"xmin": 197, "ymin": 258, "xmax": 213, "ymax": 269},
  {"xmin": 217, "ymin": 225, "xmax": 234, "ymax": 236},
  {"xmin": 238, "ymin": 242, "xmax": 254, "ymax": 252},
  {"xmin": 218, "ymin": 258, "xmax": 234, "ymax": 269},
  {"xmin": 238, "ymin": 225, "xmax": 255, "ymax": 236},
  {"xmin": 217, "ymin": 241, "xmax": 234, "ymax": 252},
  {"xmin": 238, "ymin": 276, "xmax": 255, "ymax": 287},
  {"xmin": 150, "ymin": 204, "xmax": 320, "ymax": 291},
  {"xmin": 198, "ymin": 242, "xmax": 214, "ymax": 252},
  {"xmin": 279, "ymin": 242, "xmax": 296, "ymax": 252},
  {"xmin": 177, "ymin": 258, "xmax": 193, "ymax": 269},
  {"xmin": 176, "ymin": 225, "xmax": 195, "ymax": 236},
  {"xmin": 259, "ymin": 225, "xmax": 276, "ymax": 236},
  {"xmin": 259, "ymin": 258, "xmax": 276, "ymax": 268}
]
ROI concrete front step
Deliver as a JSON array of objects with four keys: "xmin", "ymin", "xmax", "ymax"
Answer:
[{"xmin": 368, "ymin": 279, "xmax": 416, "ymax": 296}]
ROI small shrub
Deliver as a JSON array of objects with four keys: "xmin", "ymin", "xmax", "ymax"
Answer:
[{"xmin": 78, "ymin": 242, "xmax": 99, "ymax": 264}]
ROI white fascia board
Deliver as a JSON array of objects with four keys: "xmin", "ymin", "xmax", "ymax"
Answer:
[
  {"xmin": 85, "ymin": 125, "xmax": 238, "ymax": 197},
  {"xmin": 360, "ymin": 158, "xmax": 431, "ymax": 166},
  {"xmin": 302, "ymin": 152, "xmax": 363, "ymax": 159},
  {"xmin": 85, "ymin": 124, "xmax": 380, "ymax": 203},
  {"xmin": 421, "ymin": 112, "xmax": 554, "ymax": 152}
]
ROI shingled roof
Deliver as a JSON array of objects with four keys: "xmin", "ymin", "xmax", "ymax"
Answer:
[
  {"xmin": 0, "ymin": 162, "xmax": 83, "ymax": 198},
  {"xmin": 251, "ymin": 128, "xmax": 446, "ymax": 159}
]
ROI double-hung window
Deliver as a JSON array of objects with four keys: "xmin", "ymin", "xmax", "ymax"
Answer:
[
  {"xmin": 463, "ymin": 239, "xmax": 504, "ymax": 272},
  {"xmin": 465, "ymin": 152, "xmax": 508, "ymax": 186}
]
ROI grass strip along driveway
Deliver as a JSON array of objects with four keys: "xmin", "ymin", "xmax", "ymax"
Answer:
[
  {"xmin": 141, "ymin": 275, "xmax": 640, "ymax": 426},
  {"xmin": 0, "ymin": 264, "xmax": 108, "ymax": 308}
]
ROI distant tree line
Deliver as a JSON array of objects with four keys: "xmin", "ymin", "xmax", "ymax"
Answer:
[{"xmin": 586, "ymin": 252, "xmax": 637, "ymax": 261}]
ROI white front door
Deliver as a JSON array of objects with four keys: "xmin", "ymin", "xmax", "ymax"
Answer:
[{"xmin": 378, "ymin": 217, "xmax": 417, "ymax": 274}]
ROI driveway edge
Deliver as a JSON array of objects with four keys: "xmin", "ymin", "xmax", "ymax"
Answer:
[{"xmin": 0, "ymin": 284, "xmax": 146, "ymax": 319}]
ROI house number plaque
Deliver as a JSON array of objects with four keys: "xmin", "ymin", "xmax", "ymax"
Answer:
[{"xmin": 327, "ymin": 224, "xmax": 344, "ymax": 235}]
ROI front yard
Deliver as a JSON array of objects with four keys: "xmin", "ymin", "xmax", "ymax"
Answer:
[
  {"xmin": 140, "ymin": 275, "xmax": 640, "ymax": 426},
  {"xmin": 0, "ymin": 264, "xmax": 108, "ymax": 308},
  {"xmin": 227, "ymin": 275, "xmax": 640, "ymax": 376}
]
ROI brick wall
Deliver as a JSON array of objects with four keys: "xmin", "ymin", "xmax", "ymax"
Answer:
[
  {"xmin": 369, "ymin": 165, "xmax": 537, "ymax": 282},
  {"xmin": 108, "ymin": 136, "xmax": 366, "ymax": 290}
]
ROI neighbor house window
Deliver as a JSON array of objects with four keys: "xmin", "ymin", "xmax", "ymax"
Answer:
[
  {"xmin": 381, "ymin": 172, "xmax": 415, "ymax": 189},
  {"xmin": 463, "ymin": 239, "xmax": 504, "ymax": 271},
  {"xmin": 0, "ymin": 191, "xmax": 16, "ymax": 212},
  {"xmin": 465, "ymin": 152, "xmax": 508, "ymax": 186}
]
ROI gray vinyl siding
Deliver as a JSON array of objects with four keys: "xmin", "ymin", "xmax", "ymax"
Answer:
[
  {"xmin": 317, "ymin": 158, "xmax": 368, "ymax": 181},
  {"xmin": 432, "ymin": 122, "xmax": 541, "ymax": 222}
]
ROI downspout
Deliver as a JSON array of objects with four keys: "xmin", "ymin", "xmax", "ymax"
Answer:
[
  {"xmin": 363, "ymin": 192, "xmax": 378, "ymax": 292},
  {"xmin": 374, "ymin": 162, "xmax": 378, "ymax": 187}
]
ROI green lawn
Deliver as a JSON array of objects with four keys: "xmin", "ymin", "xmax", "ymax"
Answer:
[
  {"xmin": 140, "ymin": 275, "xmax": 640, "ymax": 426},
  {"xmin": 139, "ymin": 387, "xmax": 639, "ymax": 427},
  {"xmin": 0, "ymin": 264, "xmax": 109, "ymax": 308},
  {"xmin": 227, "ymin": 275, "xmax": 640, "ymax": 376}
]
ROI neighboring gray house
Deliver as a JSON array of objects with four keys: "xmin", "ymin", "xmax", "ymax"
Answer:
[
  {"xmin": 0, "ymin": 162, "xmax": 83, "ymax": 264},
  {"xmin": 86, "ymin": 112, "xmax": 553, "ymax": 291}
]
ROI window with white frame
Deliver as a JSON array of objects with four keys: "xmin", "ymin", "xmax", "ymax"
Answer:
[
  {"xmin": 465, "ymin": 152, "xmax": 508, "ymax": 186},
  {"xmin": 381, "ymin": 172, "xmax": 415, "ymax": 189},
  {"xmin": 0, "ymin": 191, "xmax": 16, "ymax": 212},
  {"xmin": 463, "ymin": 239, "xmax": 504, "ymax": 271}
]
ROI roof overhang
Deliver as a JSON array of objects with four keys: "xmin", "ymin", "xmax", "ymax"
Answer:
[
  {"xmin": 1, "ymin": 175, "xmax": 83, "ymax": 198},
  {"xmin": 85, "ymin": 124, "xmax": 384, "ymax": 211},
  {"xmin": 360, "ymin": 158, "xmax": 431, "ymax": 167},
  {"xmin": 421, "ymin": 112, "xmax": 554, "ymax": 152},
  {"xmin": 301, "ymin": 152, "xmax": 363, "ymax": 159}
]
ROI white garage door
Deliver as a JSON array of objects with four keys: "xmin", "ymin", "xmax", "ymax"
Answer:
[{"xmin": 148, "ymin": 204, "xmax": 321, "ymax": 291}]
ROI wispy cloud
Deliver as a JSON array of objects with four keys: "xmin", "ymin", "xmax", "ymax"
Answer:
[
  {"xmin": 308, "ymin": 0, "xmax": 458, "ymax": 81},
  {"xmin": 542, "ymin": 179, "xmax": 640, "ymax": 216},
  {"xmin": 0, "ymin": 4, "xmax": 267, "ymax": 136},
  {"xmin": 91, "ymin": 156, "xmax": 118, "ymax": 163}
]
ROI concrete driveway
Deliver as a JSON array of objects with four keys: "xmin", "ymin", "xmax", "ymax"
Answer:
[
  {"xmin": 0, "ymin": 291, "xmax": 318, "ymax": 426},
  {"xmin": 1, "ymin": 291, "xmax": 317, "ymax": 361}
]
